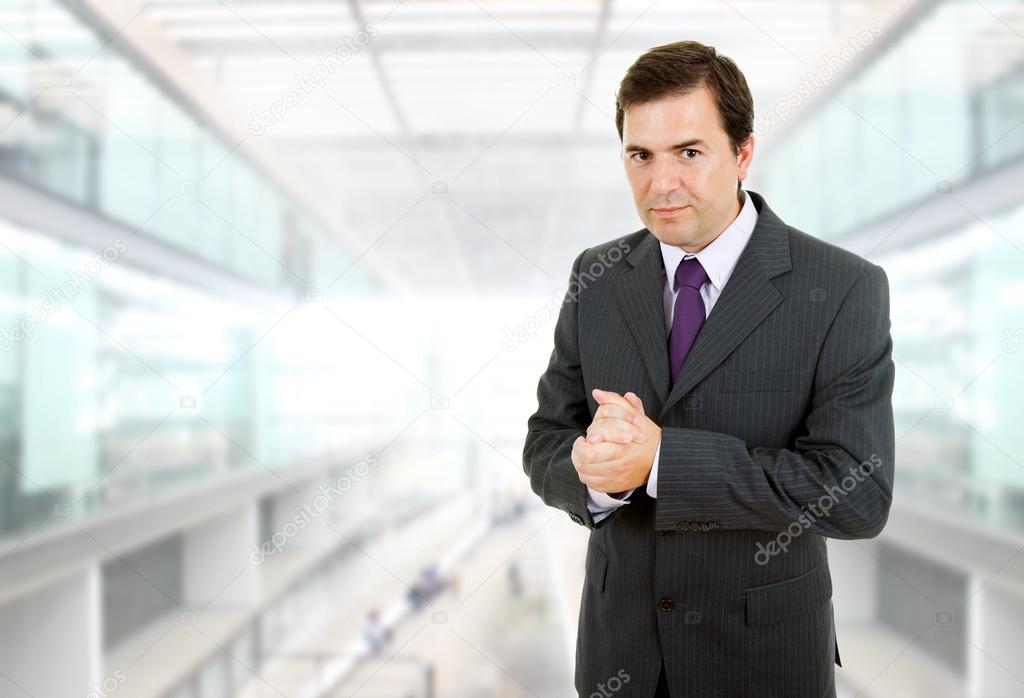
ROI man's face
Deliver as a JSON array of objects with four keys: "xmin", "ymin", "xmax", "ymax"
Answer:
[{"xmin": 621, "ymin": 86, "xmax": 754, "ymax": 253}]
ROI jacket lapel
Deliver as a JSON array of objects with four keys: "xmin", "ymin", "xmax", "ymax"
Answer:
[
  {"xmin": 612, "ymin": 190, "xmax": 793, "ymax": 421},
  {"xmin": 613, "ymin": 234, "xmax": 672, "ymax": 414}
]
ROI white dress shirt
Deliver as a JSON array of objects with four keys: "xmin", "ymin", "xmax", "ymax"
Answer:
[{"xmin": 586, "ymin": 189, "xmax": 759, "ymax": 522}]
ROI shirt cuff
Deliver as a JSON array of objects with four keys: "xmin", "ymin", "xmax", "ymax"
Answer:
[
  {"xmin": 646, "ymin": 439, "xmax": 662, "ymax": 499},
  {"xmin": 586, "ymin": 486, "xmax": 635, "ymax": 513}
]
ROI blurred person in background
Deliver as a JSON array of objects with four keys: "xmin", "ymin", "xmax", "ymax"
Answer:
[{"xmin": 362, "ymin": 608, "xmax": 391, "ymax": 656}]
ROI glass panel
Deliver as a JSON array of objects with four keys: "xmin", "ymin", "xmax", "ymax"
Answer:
[
  {"xmin": 753, "ymin": 0, "xmax": 1021, "ymax": 237},
  {"xmin": 0, "ymin": 0, "xmax": 352, "ymax": 294}
]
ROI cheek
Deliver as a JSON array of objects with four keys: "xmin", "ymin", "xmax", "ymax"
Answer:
[
  {"xmin": 682, "ymin": 172, "xmax": 706, "ymax": 198},
  {"xmin": 709, "ymin": 161, "xmax": 736, "ymax": 186},
  {"xmin": 692, "ymin": 166, "xmax": 726, "ymax": 197},
  {"xmin": 628, "ymin": 173, "xmax": 649, "ymax": 197}
]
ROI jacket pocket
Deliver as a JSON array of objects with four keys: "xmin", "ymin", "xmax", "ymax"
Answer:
[{"xmin": 744, "ymin": 560, "xmax": 832, "ymax": 626}]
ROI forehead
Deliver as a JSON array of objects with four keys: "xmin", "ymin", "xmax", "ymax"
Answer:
[{"xmin": 622, "ymin": 87, "xmax": 725, "ymax": 148}]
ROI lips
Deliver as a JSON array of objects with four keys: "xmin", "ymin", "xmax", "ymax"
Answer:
[{"xmin": 652, "ymin": 206, "xmax": 687, "ymax": 216}]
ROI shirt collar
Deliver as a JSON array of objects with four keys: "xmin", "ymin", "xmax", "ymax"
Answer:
[{"xmin": 659, "ymin": 188, "xmax": 759, "ymax": 293}]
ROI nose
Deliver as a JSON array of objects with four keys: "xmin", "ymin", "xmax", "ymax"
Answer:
[{"xmin": 649, "ymin": 155, "xmax": 683, "ymax": 197}]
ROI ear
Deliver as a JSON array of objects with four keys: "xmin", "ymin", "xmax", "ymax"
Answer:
[{"xmin": 736, "ymin": 132, "xmax": 755, "ymax": 184}]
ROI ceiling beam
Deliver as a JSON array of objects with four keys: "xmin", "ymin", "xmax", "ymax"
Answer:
[
  {"xmin": 168, "ymin": 30, "xmax": 824, "ymax": 56},
  {"xmin": 343, "ymin": 0, "xmax": 476, "ymax": 293}
]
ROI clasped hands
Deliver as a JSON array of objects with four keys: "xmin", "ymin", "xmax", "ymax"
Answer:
[{"xmin": 572, "ymin": 388, "xmax": 662, "ymax": 496}]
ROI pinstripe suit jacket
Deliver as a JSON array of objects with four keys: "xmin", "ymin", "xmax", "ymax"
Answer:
[{"xmin": 523, "ymin": 190, "xmax": 895, "ymax": 698}]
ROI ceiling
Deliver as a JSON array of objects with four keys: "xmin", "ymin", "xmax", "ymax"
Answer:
[{"xmin": 139, "ymin": 0, "xmax": 877, "ymax": 295}]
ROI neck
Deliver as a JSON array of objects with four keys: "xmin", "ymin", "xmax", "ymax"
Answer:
[{"xmin": 678, "ymin": 192, "xmax": 743, "ymax": 254}]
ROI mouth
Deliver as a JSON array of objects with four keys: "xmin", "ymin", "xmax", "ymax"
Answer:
[{"xmin": 651, "ymin": 206, "xmax": 688, "ymax": 217}]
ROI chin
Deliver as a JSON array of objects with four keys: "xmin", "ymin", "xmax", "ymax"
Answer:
[{"xmin": 646, "ymin": 220, "xmax": 694, "ymax": 245}]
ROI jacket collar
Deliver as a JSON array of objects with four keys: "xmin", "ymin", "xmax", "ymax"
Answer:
[{"xmin": 614, "ymin": 189, "xmax": 792, "ymax": 418}]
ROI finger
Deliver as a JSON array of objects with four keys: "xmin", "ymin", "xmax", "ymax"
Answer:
[
  {"xmin": 592, "ymin": 388, "xmax": 634, "ymax": 410},
  {"xmin": 573, "ymin": 440, "xmax": 630, "ymax": 472},
  {"xmin": 578, "ymin": 475, "xmax": 618, "ymax": 492},
  {"xmin": 588, "ymin": 425, "xmax": 642, "ymax": 444},
  {"xmin": 624, "ymin": 392, "xmax": 645, "ymax": 416},
  {"xmin": 594, "ymin": 403, "xmax": 637, "ymax": 422},
  {"xmin": 575, "ymin": 435, "xmax": 609, "ymax": 458},
  {"xmin": 577, "ymin": 462, "xmax": 626, "ymax": 488},
  {"xmin": 588, "ymin": 417, "xmax": 642, "ymax": 442},
  {"xmin": 573, "ymin": 435, "xmax": 604, "ymax": 457},
  {"xmin": 588, "ymin": 429, "xmax": 625, "ymax": 444},
  {"xmin": 578, "ymin": 448, "xmax": 629, "ymax": 484},
  {"xmin": 572, "ymin": 436, "xmax": 596, "ymax": 470}
]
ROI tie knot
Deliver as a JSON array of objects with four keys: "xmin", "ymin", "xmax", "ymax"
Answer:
[{"xmin": 674, "ymin": 257, "xmax": 708, "ymax": 292}]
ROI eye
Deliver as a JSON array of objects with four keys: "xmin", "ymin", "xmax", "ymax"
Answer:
[
  {"xmin": 680, "ymin": 149, "xmax": 700, "ymax": 159},
  {"xmin": 629, "ymin": 151, "xmax": 650, "ymax": 162}
]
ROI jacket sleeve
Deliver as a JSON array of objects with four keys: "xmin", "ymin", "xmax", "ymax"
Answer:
[
  {"xmin": 522, "ymin": 248, "xmax": 600, "ymax": 529},
  {"xmin": 654, "ymin": 263, "xmax": 896, "ymax": 538}
]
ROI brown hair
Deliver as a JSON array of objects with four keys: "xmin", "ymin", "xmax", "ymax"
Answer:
[{"xmin": 614, "ymin": 40, "xmax": 754, "ymax": 154}]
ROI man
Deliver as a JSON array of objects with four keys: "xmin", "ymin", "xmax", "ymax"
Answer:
[{"xmin": 522, "ymin": 41, "xmax": 894, "ymax": 698}]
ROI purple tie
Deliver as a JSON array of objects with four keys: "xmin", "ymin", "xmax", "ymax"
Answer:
[{"xmin": 669, "ymin": 257, "xmax": 709, "ymax": 383}]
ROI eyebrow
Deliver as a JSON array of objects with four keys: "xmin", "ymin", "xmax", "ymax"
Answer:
[{"xmin": 623, "ymin": 138, "xmax": 708, "ymax": 152}]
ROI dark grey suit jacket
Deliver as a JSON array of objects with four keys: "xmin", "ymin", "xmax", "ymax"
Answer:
[{"xmin": 522, "ymin": 190, "xmax": 895, "ymax": 698}]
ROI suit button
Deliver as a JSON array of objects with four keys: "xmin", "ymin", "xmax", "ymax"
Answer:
[{"xmin": 658, "ymin": 598, "xmax": 674, "ymax": 612}]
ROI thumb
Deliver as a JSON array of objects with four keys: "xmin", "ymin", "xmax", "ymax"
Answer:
[{"xmin": 624, "ymin": 392, "xmax": 644, "ymax": 415}]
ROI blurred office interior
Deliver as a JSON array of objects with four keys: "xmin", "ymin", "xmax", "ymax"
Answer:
[{"xmin": 0, "ymin": 0, "xmax": 1023, "ymax": 696}]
